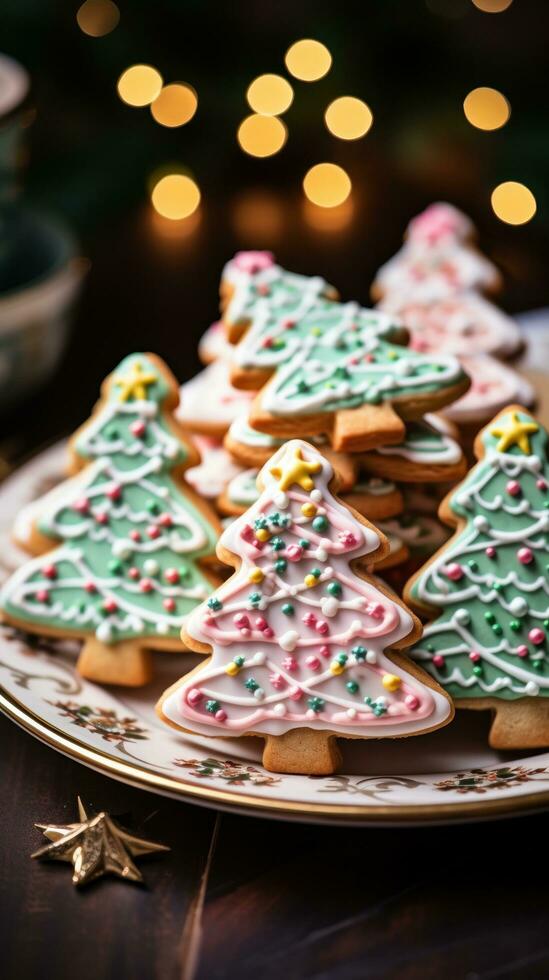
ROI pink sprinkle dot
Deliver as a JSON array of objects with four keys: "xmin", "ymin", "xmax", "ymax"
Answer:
[
  {"xmin": 469, "ymin": 651, "xmax": 481, "ymax": 663},
  {"xmin": 159, "ymin": 513, "xmax": 173, "ymax": 527},
  {"xmin": 147, "ymin": 525, "xmax": 161, "ymax": 539},
  {"xmin": 36, "ymin": 589, "xmax": 49, "ymax": 603},
  {"xmin": 432, "ymin": 654, "xmax": 445, "ymax": 669},
  {"xmin": 485, "ymin": 546, "xmax": 496, "ymax": 559},
  {"xmin": 537, "ymin": 479, "xmax": 547, "ymax": 491},
  {"xmin": 187, "ymin": 688, "xmax": 203, "ymax": 706},
  {"xmin": 262, "ymin": 336, "xmax": 273, "ymax": 349},
  {"xmin": 130, "ymin": 530, "xmax": 141, "ymax": 542},
  {"xmin": 289, "ymin": 686, "xmax": 303, "ymax": 701},
  {"xmin": 139, "ymin": 578, "xmax": 153, "ymax": 593},
  {"xmin": 73, "ymin": 497, "xmax": 89, "ymax": 514},
  {"xmin": 517, "ymin": 645, "xmax": 529, "ymax": 658},
  {"xmin": 163, "ymin": 598, "xmax": 176, "ymax": 612},
  {"xmin": 240, "ymin": 628, "xmax": 251, "ymax": 638},
  {"xmin": 95, "ymin": 511, "xmax": 109, "ymax": 525},
  {"xmin": 263, "ymin": 627, "xmax": 275, "ymax": 638},
  {"xmin": 319, "ymin": 644, "xmax": 330, "ymax": 658},
  {"xmin": 286, "ymin": 544, "xmax": 303, "ymax": 562},
  {"xmin": 85, "ymin": 581, "xmax": 97, "ymax": 593},
  {"xmin": 305, "ymin": 655, "xmax": 321, "ymax": 670},
  {"xmin": 517, "ymin": 547, "xmax": 533, "ymax": 565},
  {"xmin": 529, "ymin": 628, "xmax": 546, "ymax": 646},
  {"xmin": 405, "ymin": 694, "xmax": 419, "ymax": 710},
  {"xmin": 282, "ymin": 656, "xmax": 297, "ymax": 672},
  {"xmin": 107, "ymin": 484, "xmax": 122, "ymax": 500},
  {"xmin": 234, "ymin": 613, "xmax": 250, "ymax": 629},
  {"xmin": 241, "ymin": 524, "xmax": 255, "ymax": 543},
  {"xmin": 215, "ymin": 709, "xmax": 227, "ymax": 722},
  {"xmin": 283, "ymin": 318, "xmax": 296, "ymax": 330},
  {"xmin": 366, "ymin": 601, "xmax": 385, "ymax": 619},
  {"xmin": 233, "ymin": 250, "xmax": 274, "ymax": 274},
  {"xmin": 506, "ymin": 480, "xmax": 521, "ymax": 497},
  {"xmin": 42, "ymin": 564, "xmax": 57, "ymax": 580},
  {"xmin": 203, "ymin": 615, "xmax": 216, "ymax": 626},
  {"xmin": 257, "ymin": 283, "xmax": 271, "ymax": 297},
  {"xmin": 315, "ymin": 620, "xmax": 329, "ymax": 635},
  {"xmin": 164, "ymin": 568, "xmax": 180, "ymax": 584},
  {"xmin": 130, "ymin": 420, "xmax": 146, "ymax": 438},
  {"xmin": 339, "ymin": 531, "xmax": 357, "ymax": 547},
  {"xmin": 270, "ymin": 673, "xmax": 286, "ymax": 689},
  {"xmin": 302, "ymin": 612, "xmax": 317, "ymax": 627},
  {"xmin": 128, "ymin": 567, "xmax": 140, "ymax": 580},
  {"xmin": 255, "ymin": 616, "xmax": 268, "ymax": 631},
  {"xmin": 444, "ymin": 562, "xmax": 464, "ymax": 581},
  {"xmin": 103, "ymin": 598, "xmax": 118, "ymax": 614}
]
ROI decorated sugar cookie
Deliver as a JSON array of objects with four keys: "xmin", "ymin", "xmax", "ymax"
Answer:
[
  {"xmin": 157, "ymin": 440, "xmax": 453, "ymax": 775},
  {"xmin": 225, "ymin": 412, "xmax": 358, "ymax": 490},
  {"xmin": 371, "ymin": 204, "xmax": 501, "ymax": 302},
  {"xmin": 442, "ymin": 355, "xmax": 535, "ymax": 427},
  {"xmin": 405, "ymin": 406, "xmax": 549, "ymax": 749},
  {"xmin": 359, "ymin": 413, "xmax": 467, "ymax": 484},
  {"xmin": 379, "ymin": 292, "xmax": 523, "ymax": 360},
  {"xmin": 0, "ymin": 354, "xmax": 222, "ymax": 687},
  {"xmin": 217, "ymin": 467, "xmax": 261, "ymax": 517},
  {"xmin": 185, "ymin": 435, "xmax": 246, "ymax": 503},
  {"xmin": 177, "ymin": 360, "xmax": 255, "ymax": 437}
]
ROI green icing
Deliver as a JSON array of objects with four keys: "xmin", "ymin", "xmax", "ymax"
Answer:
[
  {"xmin": 230, "ymin": 270, "xmax": 465, "ymax": 417},
  {"xmin": 0, "ymin": 354, "xmax": 218, "ymax": 645},
  {"xmin": 409, "ymin": 410, "xmax": 549, "ymax": 701}
]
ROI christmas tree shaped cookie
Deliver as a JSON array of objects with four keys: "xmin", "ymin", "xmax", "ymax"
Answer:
[
  {"xmin": 219, "ymin": 251, "xmax": 469, "ymax": 452},
  {"xmin": 405, "ymin": 406, "xmax": 549, "ymax": 749},
  {"xmin": 158, "ymin": 440, "xmax": 453, "ymax": 774},
  {"xmin": 0, "ymin": 354, "xmax": 222, "ymax": 686}
]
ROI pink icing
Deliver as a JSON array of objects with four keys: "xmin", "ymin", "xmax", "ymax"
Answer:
[{"xmin": 233, "ymin": 251, "xmax": 275, "ymax": 274}]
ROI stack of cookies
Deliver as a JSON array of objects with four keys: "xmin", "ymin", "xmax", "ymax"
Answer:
[
  {"xmin": 176, "ymin": 248, "xmax": 472, "ymax": 590},
  {"xmin": 3, "ymin": 209, "xmax": 548, "ymax": 775}
]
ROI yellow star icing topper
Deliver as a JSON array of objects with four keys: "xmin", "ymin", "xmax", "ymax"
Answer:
[
  {"xmin": 114, "ymin": 360, "xmax": 158, "ymax": 402},
  {"xmin": 269, "ymin": 445, "xmax": 322, "ymax": 491},
  {"xmin": 490, "ymin": 411, "xmax": 539, "ymax": 455},
  {"xmin": 31, "ymin": 797, "xmax": 169, "ymax": 887}
]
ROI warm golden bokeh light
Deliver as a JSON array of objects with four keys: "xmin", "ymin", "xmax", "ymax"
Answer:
[
  {"xmin": 76, "ymin": 0, "xmax": 119, "ymax": 37},
  {"xmin": 303, "ymin": 197, "xmax": 354, "ymax": 232},
  {"xmin": 150, "ymin": 83, "xmax": 197, "ymax": 127},
  {"xmin": 237, "ymin": 114, "xmax": 287, "ymax": 157},
  {"xmin": 151, "ymin": 174, "xmax": 201, "ymax": 220},
  {"xmin": 303, "ymin": 163, "xmax": 351, "ymax": 208},
  {"xmin": 491, "ymin": 182, "xmax": 536, "ymax": 225},
  {"xmin": 285, "ymin": 39, "xmax": 332, "ymax": 82},
  {"xmin": 325, "ymin": 97, "xmax": 373, "ymax": 140},
  {"xmin": 463, "ymin": 87, "xmax": 510, "ymax": 131},
  {"xmin": 232, "ymin": 190, "xmax": 285, "ymax": 243},
  {"xmin": 118, "ymin": 64, "xmax": 163, "ymax": 107},
  {"xmin": 246, "ymin": 74, "xmax": 294, "ymax": 116},
  {"xmin": 472, "ymin": 0, "xmax": 513, "ymax": 11}
]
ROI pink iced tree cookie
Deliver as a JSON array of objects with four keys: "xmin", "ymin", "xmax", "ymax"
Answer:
[{"xmin": 157, "ymin": 440, "xmax": 453, "ymax": 774}]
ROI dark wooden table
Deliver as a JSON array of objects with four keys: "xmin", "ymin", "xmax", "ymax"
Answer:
[
  {"xmin": 2, "ymin": 711, "xmax": 549, "ymax": 980},
  {"xmin": 2, "ymin": 206, "xmax": 549, "ymax": 980}
]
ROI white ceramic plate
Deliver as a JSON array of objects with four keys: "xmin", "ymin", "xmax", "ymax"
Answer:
[{"xmin": 2, "ymin": 443, "xmax": 549, "ymax": 825}]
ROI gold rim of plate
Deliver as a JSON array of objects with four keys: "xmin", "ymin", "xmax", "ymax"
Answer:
[{"xmin": 3, "ymin": 687, "xmax": 549, "ymax": 824}]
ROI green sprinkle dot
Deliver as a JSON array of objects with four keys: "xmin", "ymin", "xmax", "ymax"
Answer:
[
  {"xmin": 534, "ymin": 660, "xmax": 545, "ymax": 671},
  {"xmin": 234, "ymin": 656, "xmax": 245, "ymax": 667},
  {"xmin": 108, "ymin": 560, "xmax": 123, "ymax": 575},
  {"xmin": 327, "ymin": 581, "xmax": 342, "ymax": 597},
  {"xmin": 275, "ymin": 559, "xmax": 287, "ymax": 573},
  {"xmin": 426, "ymin": 643, "xmax": 435, "ymax": 653},
  {"xmin": 485, "ymin": 612, "xmax": 496, "ymax": 624},
  {"xmin": 248, "ymin": 592, "xmax": 261, "ymax": 604},
  {"xmin": 298, "ymin": 539, "xmax": 310, "ymax": 549},
  {"xmin": 336, "ymin": 652, "xmax": 348, "ymax": 666},
  {"xmin": 346, "ymin": 681, "xmax": 359, "ymax": 694},
  {"xmin": 146, "ymin": 500, "xmax": 160, "ymax": 515},
  {"xmin": 205, "ymin": 700, "xmax": 220, "ymax": 713},
  {"xmin": 271, "ymin": 536, "xmax": 285, "ymax": 551},
  {"xmin": 245, "ymin": 678, "xmax": 259, "ymax": 692},
  {"xmin": 207, "ymin": 597, "xmax": 222, "ymax": 611},
  {"xmin": 468, "ymin": 560, "xmax": 479, "ymax": 571},
  {"xmin": 308, "ymin": 696, "xmax": 325, "ymax": 712},
  {"xmin": 472, "ymin": 666, "xmax": 483, "ymax": 676},
  {"xmin": 312, "ymin": 515, "xmax": 329, "ymax": 533},
  {"xmin": 352, "ymin": 645, "xmax": 367, "ymax": 661},
  {"xmin": 492, "ymin": 624, "xmax": 503, "ymax": 636},
  {"xmin": 311, "ymin": 568, "xmax": 322, "ymax": 578},
  {"xmin": 493, "ymin": 583, "xmax": 503, "ymax": 593},
  {"xmin": 510, "ymin": 620, "xmax": 522, "ymax": 632},
  {"xmin": 282, "ymin": 603, "xmax": 295, "ymax": 616}
]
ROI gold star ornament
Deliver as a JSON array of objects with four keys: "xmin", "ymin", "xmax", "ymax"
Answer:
[
  {"xmin": 114, "ymin": 360, "xmax": 158, "ymax": 402},
  {"xmin": 270, "ymin": 444, "xmax": 322, "ymax": 491},
  {"xmin": 31, "ymin": 798, "xmax": 169, "ymax": 887},
  {"xmin": 490, "ymin": 411, "xmax": 539, "ymax": 455}
]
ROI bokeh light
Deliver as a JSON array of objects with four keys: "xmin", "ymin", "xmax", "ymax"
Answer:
[
  {"xmin": 472, "ymin": 0, "xmax": 513, "ymax": 11},
  {"xmin": 325, "ymin": 97, "xmax": 373, "ymax": 140},
  {"xmin": 246, "ymin": 74, "xmax": 294, "ymax": 115},
  {"xmin": 303, "ymin": 197, "xmax": 354, "ymax": 232},
  {"xmin": 491, "ymin": 182, "xmax": 536, "ymax": 225},
  {"xmin": 151, "ymin": 83, "xmax": 197, "ymax": 127},
  {"xmin": 237, "ymin": 115, "xmax": 287, "ymax": 157},
  {"xmin": 463, "ymin": 87, "xmax": 510, "ymax": 131},
  {"xmin": 232, "ymin": 190, "xmax": 285, "ymax": 243},
  {"xmin": 285, "ymin": 40, "xmax": 332, "ymax": 82},
  {"xmin": 76, "ymin": 0, "xmax": 119, "ymax": 37},
  {"xmin": 117, "ymin": 64, "xmax": 162, "ymax": 107},
  {"xmin": 151, "ymin": 174, "xmax": 201, "ymax": 220},
  {"xmin": 303, "ymin": 163, "xmax": 351, "ymax": 208}
]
